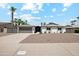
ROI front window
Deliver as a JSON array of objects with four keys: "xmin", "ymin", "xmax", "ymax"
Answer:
[
  {"xmin": 47, "ymin": 27, "xmax": 51, "ymax": 30},
  {"xmin": 58, "ymin": 28, "xmax": 61, "ymax": 30}
]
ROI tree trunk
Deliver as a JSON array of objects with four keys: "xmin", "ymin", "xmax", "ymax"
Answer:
[
  {"xmin": 11, "ymin": 12, "xmax": 14, "ymax": 32},
  {"xmin": 11, "ymin": 12, "xmax": 14, "ymax": 24}
]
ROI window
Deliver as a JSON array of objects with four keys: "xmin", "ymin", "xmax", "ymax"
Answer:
[
  {"xmin": 47, "ymin": 27, "xmax": 51, "ymax": 30},
  {"xmin": 58, "ymin": 28, "xmax": 61, "ymax": 30}
]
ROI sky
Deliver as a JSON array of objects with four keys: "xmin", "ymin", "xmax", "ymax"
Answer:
[{"xmin": 0, "ymin": 3, "xmax": 79, "ymax": 26}]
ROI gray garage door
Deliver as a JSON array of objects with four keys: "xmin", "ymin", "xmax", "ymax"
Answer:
[{"xmin": 19, "ymin": 27, "xmax": 32, "ymax": 33}]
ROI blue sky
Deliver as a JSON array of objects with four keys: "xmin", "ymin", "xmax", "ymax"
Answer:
[{"xmin": 0, "ymin": 3, "xmax": 79, "ymax": 25}]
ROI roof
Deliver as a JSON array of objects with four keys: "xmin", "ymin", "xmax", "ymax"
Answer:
[
  {"xmin": 0, "ymin": 22, "xmax": 17, "ymax": 28},
  {"xmin": 18, "ymin": 25, "xmax": 33, "ymax": 27},
  {"xmin": 0, "ymin": 22, "xmax": 12, "ymax": 28},
  {"xmin": 40, "ymin": 22, "xmax": 66, "ymax": 28},
  {"xmin": 66, "ymin": 26, "xmax": 79, "ymax": 28},
  {"xmin": 0, "ymin": 22, "xmax": 11, "ymax": 25},
  {"xmin": 47, "ymin": 22, "xmax": 59, "ymax": 25},
  {"xmin": 45, "ymin": 22, "xmax": 65, "ymax": 27},
  {"xmin": 65, "ymin": 25, "xmax": 79, "ymax": 28}
]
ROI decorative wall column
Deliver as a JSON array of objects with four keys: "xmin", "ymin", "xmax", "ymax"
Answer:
[
  {"xmin": 17, "ymin": 26, "xmax": 19, "ymax": 33},
  {"xmin": 3, "ymin": 27, "xmax": 7, "ymax": 33},
  {"xmin": 32, "ymin": 26, "xmax": 35, "ymax": 34}
]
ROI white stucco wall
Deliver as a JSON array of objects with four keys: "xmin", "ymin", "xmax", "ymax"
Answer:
[
  {"xmin": 3, "ymin": 28, "xmax": 7, "ymax": 33},
  {"xmin": 41, "ymin": 27, "xmax": 58, "ymax": 33},
  {"xmin": 51, "ymin": 28, "xmax": 58, "ymax": 33},
  {"xmin": 32, "ymin": 26, "xmax": 35, "ymax": 34},
  {"xmin": 41, "ymin": 27, "xmax": 46, "ymax": 33},
  {"xmin": 41, "ymin": 27, "xmax": 66, "ymax": 33},
  {"xmin": 62, "ymin": 28, "xmax": 66, "ymax": 33}
]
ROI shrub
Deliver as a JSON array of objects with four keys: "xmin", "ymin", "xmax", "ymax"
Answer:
[
  {"xmin": 44, "ymin": 31, "xmax": 46, "ymax": 33},
  {"xmin": 75, "ymin": 30, "xmax": 79, "ymax": 33}
]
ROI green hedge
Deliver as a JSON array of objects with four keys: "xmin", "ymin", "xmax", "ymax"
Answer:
[{"xmin": 75, "ymin": 30, "xmax": 79, "ymax": 33}]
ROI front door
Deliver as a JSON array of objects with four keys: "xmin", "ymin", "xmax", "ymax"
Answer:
[{"xmin": 35, "ymin": 26, "xmax": 41, "ymax": 33}]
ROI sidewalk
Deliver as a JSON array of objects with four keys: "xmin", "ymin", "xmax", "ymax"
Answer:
[{"xmin": 15, "ymin": 43, "xmax": 79, "ymax": 56}]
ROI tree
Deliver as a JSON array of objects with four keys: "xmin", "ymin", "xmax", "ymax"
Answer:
[
  {"xmin": 16, "ymin": 19, "xmax": 26, "ymax": 25},
  {"xmin": 71, "ymin": 21, "xmax": 74, "ymax": 25},
  {"xmin": 14, "ymin": 18, "xmax": 29, "ymax": 25},
  {"xmin": 21, "ymin": 21, "xmax": 25, "ymax": 25},
  {"xmin": 25, "ymin": 20, "xmax": 27, "ymax": 24},
  {"xmin": 10, "ymin": 6, "xmax": 16, "ymax": 24},
  {"xmin": 77, "ymin": 17, "xmax": 79, "ymax": 26},
  {"xmin": 41, "ymin": 22, "xmax": 43, "ymax": 26},
  {"xmin": 17, "ymin": 19, "xmax": 22, "ymax": 25},
  {"xmin": 44, "ymin": 22, "xmax": 46, "ymax": 25},
  {"xmin": 77, "ymin": 17, "xmax": 79, "ymax": 19},
  {"xmin": 13, "ymin": 18, "xmax": 18, "ymax": 26}
]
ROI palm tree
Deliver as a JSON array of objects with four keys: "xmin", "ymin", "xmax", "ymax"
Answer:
[{"xmin": 10, "ymin": 6, "xmax": 16, "ymax": 24}]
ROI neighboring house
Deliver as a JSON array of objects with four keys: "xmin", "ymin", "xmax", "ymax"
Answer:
[
  {"xmin": 66, "ymin": 20, "xmax": 79, "ymax": 33},
  {"xmin": 66, "ymin": 26, "xmax": 79, "ymax": 33},
  {"xmin": 0, "ymin": 25, "xmax": 4, "ymax": 33},
  {"xmin": 0, "ymin": 22, "xmax": 10, "ymax": 33},
  {"xmin": 0, "ymin": 22, "xmax": 34, "ymax": 33},
  {"xmin": 0, "ymin": 22, "xmax": 17, "ymax": 33}
]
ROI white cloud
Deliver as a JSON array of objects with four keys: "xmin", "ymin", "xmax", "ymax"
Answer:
[
  {"xmin": 44, "ymin": 16, "xmax": 47, "ymax": 18},
  {"xmin": 32, "ymin": 10, "xmax": 39, "ymax": 13},
  {"xmin": 8, "ymin": 12, "xmax": 17, "ymax": 15},
  {"xmin": 62, "ymin": 3, "xmax": 72, "ymax": 12},
  {"xmin": 63, "ymin": 3, "xmax": 72, "ymax": 8},
  {"xmin": 44, "ymin": 15, "xmax": 54, "ymax": 18},
  {"xmin": 50, "ymin": 16, "xmax": 53, "ymax": 18},
  {"xmin": 7, "ymin": 5, "xmax": 11, "ymax": 9},
  {"xmin": 19, "ymin": 14, "xmax": 41, "ymax": 21},
  {"xmin": 52, "ymin": 8, "xmax": 56, "ymax": 12},
  {"xmin": 14, "ymin": 15, "xmax": 19, "ymax": 18},
  {"xmin": 21, "ymin": 3, "xmax": 34, "ymax": 11},
  {"xmin": 21, "ymin": 3, "xmax": 43, "ymax": 13},
  {"xmin": 70, "ymin": 18, "xmax": 77, "ymax": 21},
  {"xmin": 0, "ymin": 3, "xmax": 8, "ymax": 8},
  {"xmin": 62, "ymin": 8, "xmax": 67, "ymax": 12}
]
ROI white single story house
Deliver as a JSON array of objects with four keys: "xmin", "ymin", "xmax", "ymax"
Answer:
[
  {"xmin": 41, "ymin": 23, "xmax": 66, "ymax": 33},
  {"xmin": 16, "ymin": 22, "xmax": 66, "ymax": 33}
]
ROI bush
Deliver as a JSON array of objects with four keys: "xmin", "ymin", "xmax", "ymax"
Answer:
[
  {"xmin": 44, "ymin": 31, "xmax": 46, "ymax": 33},
  {"xmin": 75, "ymin": 30, "xmax": 79, "ymax": 33}
]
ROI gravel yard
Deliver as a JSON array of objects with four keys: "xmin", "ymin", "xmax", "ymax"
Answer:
[{"xmin": 21, "ymin": 33, "xmax": 79, "ymax": 43}]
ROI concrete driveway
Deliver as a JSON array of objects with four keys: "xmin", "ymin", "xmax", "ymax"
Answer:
[
  {"xmin": 0, "ymin": 33, "xmax": 31, "ymax": 56},
  {"xmin": 0, "ymin": 33, "xmax": 79, "ymax": 56}
]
